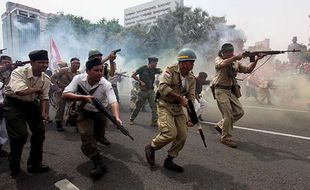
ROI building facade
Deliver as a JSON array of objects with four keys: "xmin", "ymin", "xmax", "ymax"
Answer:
[
  {"xmin": 1, "ymin": 1, "xmax": 54, "ymax": 59},
  {"xmin": 124, "ymin": 0, "xmax": 184, "ymax": 27}
]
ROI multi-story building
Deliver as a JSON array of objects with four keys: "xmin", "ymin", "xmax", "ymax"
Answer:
[
  {"xmin": 1, "ymin": 1, "xmax": 54, "ymax": 59},
  {"xmin": 124, "ymin": 0, "xmax": 184, "ymax": 27}
]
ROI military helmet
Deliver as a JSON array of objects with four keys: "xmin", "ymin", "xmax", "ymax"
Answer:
[
  {"xmin": 177, "ymin": 48, "xmax": 197, "ymax": 62},
  {"xmin": 88, "ymin": 49, "xmax": 103, "ymax": 59}
]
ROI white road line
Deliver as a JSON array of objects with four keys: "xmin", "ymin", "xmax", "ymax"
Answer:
[
  {"xmin": 201, "ymin": 121, "xmax": 310, "ymax": 140},
  {"xmin": 243, "ymin": 105, "xmax": 309, "ymax": 113},
  {"xmin": 55, "ymin": 179, "xmax": 80, "ymax": 190}
]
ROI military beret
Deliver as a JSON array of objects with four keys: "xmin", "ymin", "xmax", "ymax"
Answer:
[
  {"xmin": 148, "ymin": 57, "xmax": 158, "ymax": 63},
  {"xmin": 221, "ymin": 43, "xmax": 234, "ymax": 53},
  {"xmin": 28, "ymin": 50, "xmax": 48, "ymax": 61},
  {"xmin": 86, "ymin": 58, "xmax": 102, "ymax": 70}
]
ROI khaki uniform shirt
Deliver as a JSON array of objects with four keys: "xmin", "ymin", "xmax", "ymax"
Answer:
[
  {"xmin": 5, "ymin": 65, "xmax": 51, "ymax": 101},
  {"xmin": 157, "ymin": 63, "xmax": 196, "ymax": 115},
  {"xmin": 51, "ymin": 67, "xmax": 79, "ymax": 89},
  {"xmin": 212, "ymin": 56, "xmax": 248, "ymax": 86}
]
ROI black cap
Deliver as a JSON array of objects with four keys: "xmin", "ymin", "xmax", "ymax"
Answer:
[
  {"xmin": 70, "ymin": 57, "xmax": 80, "ymax": 62},
  {"xmin": 29, "ymin": 50, "xmax": 48, "ymax": 61},
  {"xmin": 198, "ymin": 72, "xmax": 208, "ymax": 78},
  {"xmin": 148, "ymin": 57, "xmax": 158, "ymax": 63},
  {"xmin": 86, "ymin": 58, "xmax": 102, "ymax": 70}
]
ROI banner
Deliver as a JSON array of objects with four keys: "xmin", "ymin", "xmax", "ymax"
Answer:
[{"xmin": 49, "ymin": 38, "xmax": 61, "ymax": 73}]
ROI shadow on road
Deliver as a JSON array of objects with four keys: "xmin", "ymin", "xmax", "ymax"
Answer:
[
  {"xmin": 237, "ymin": 141, "xmax": 310, "ymax": 163},
  {"xmin": 160, "ymin": 164, "xmax": 249, "ymax": 190}
]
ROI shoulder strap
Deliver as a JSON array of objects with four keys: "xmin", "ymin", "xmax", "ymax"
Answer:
[{"xmin": 77, "ymin": 85, "xmax": 99, "ymax": 111}]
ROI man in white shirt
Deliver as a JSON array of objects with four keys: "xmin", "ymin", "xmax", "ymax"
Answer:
[{"xmin": 62, "ymin": 58, "xmax": 122, "ymax": 179}]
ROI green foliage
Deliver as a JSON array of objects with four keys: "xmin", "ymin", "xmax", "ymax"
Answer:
[{"xmin": 44, "ymin": 6, "xmax": 245, "ymax": 61}]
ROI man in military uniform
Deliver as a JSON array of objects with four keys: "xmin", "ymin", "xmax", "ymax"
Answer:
[
  {"xmin": 212, "ymin": 43, "xmax": 265, "ymax": 148},
  {"xmin": 144, "ymin": 49, "xmax": 196, "ymax": 173},
  {"xmin": 0, "ymin": 55, "xmax": 11, "ymax": 157},
  {"xmin": 4, "ymin": 50, "xmax": 51, "ymax": 176},
  {"xmin": 0, "ymin": 55, "xmax": 12, "ymax": 85},
  {"xmin": 51, "ymin": 58, "xmax": 80, "ymax": 132},
  {"xmin": 129, "ymin": 57, "xmax": 161, "ymax": 127},
  {"xmin": 62, "ymin": 58, "xmax": 122, "ymax": 179}
]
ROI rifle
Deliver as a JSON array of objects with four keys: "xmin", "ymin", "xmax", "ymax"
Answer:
[
  {"xmin": 115, "ymin": 72, "xmax": 129, "ymax": 78},
  {"xmin": 112, "ymin": 49, "xmax": 121, "ymax": 54},
  {"xmin": 0, "ymin": 48, "xmax": 7, "ymax": 54},
  {"xmin": 186, "ymin": 99, "xmax": 207, "ymax": 148},
  {"xmin": 77, "ymin": 84, "xmax": 134, "ymax": 141},
  {"xmin": 243, "ymin": 49, "xmax": 301, "ymax": 62}
]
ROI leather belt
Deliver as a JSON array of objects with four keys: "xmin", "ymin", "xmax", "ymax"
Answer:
[{"xmin": 215, "ymin": 85, "xmax": 232, "ymax": 90}]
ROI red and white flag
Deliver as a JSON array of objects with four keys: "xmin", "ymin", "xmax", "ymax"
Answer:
[{"xmin": 49, "ymin": 38, "xmax": 61, "ymax": 73}]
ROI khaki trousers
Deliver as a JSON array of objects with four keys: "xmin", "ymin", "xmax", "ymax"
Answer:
[
  {"xmin": 151, "ymin": 105, "xmax": 187, "ymax": 157},
  {"xmin": 215, "ymin": 89, "xmax": 244, "ymax": 140}
]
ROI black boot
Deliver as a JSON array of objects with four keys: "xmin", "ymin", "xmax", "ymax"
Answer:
[
  {"xmin": 145, "ymin": 144, "xmax": 155, "ymax": 166},
  {"xmin": 97, "ymin": 137, "xmax": 111, "ymax": 146},
  {"xmin": 90, "ymin": 154, "xmax": 107, "ymax": 179},
  {"xmin": 56, "ymin": 121, "xmax": 64, "ymax": 132},
  {"xmin": 27, "ymin": 163, "xmax": 50, "ymax": 174},
  {"xmin": 163, "ymin": 155, "xmax": 184, "ymax": 173}
]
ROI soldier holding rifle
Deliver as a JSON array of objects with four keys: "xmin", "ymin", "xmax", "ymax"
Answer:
[
  {"xmin": 62, "ymin": 58, "xmax": 122, "ymax": 179},
  {"xmin": 211, "ymin": 43, "xmax": 266, "ymax": 148},
  {"xmin": 145, "ymin": 48, "xmax": 196, "ymax": 173}
]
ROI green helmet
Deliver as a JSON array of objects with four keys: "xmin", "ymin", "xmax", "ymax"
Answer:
[
  {"xmin": 88, "ymin": 49, "xmax": 103, "ymax": 59},
  {"xmin": 177, "ymin": 48, "xmax": 197, "ymax": 62}
]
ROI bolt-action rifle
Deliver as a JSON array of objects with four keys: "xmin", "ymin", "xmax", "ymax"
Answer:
[
  {"xmin": 77, "ymin": 84, "xmax": 134, "ymax": 141},
  {"xmin": 243, "ymin": 49, "xmax": 301, "ymax": 62}
]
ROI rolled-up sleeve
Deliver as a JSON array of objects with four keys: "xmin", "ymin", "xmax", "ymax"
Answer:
[{"xmin": 63, "ymin": 75, "xmax": 79, "ymax": 93}]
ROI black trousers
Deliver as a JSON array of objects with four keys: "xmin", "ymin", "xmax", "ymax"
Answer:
[{"xmin": 4, "ymin": 97, "xmax": 45, "ymax": 169}]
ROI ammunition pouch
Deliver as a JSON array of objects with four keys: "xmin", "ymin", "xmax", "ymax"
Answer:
[{"xmin": 231, "ymin": 83, "xmax": 242, "ymax": 98}]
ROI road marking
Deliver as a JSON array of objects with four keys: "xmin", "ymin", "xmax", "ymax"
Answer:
[
  {"xmin": 201, "ymin": 121, "xmax": 310, "ymax": 140},
  {"xmin": 55, "ymin": 179, "xmax": 80, "ymax": 190},
  {"xmin": 243, "ymin": 105, "xmax": 309, "ymax": 113}
]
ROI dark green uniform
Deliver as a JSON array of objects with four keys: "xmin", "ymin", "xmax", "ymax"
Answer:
[{"xmin": 130, "ymin": 65, "xmax": 161, "ymax": 125}]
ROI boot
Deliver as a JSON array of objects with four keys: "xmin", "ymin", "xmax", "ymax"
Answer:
[
  {"xmin": 97, "ymin": 137, "xmax": 111, "ymax": 146},
  {"xmin": 163, "ymin": 155, "xmax": 184, "ymax": 173},
  {"xmin": 145, "ymin": 144, "xmax": 155, "ymax": 166},
  {"xmin": 220, "ymin": 138, "xmax": 237, "ymax": 148},
  {"xmin": 90, "ymin": 154, "xmax": 107, "ymax": 179},
  {"xmin": 27, "ymin": 163, "xmax": 50, "ymax": 174},
  {"xmin": 56, "ymin": 121, "xmax": 64, "ymax": 132}
]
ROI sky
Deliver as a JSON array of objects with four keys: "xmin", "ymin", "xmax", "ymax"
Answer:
[{"xmin": 0, "ymin": 0, "xmax": 309, "ymax": 55}]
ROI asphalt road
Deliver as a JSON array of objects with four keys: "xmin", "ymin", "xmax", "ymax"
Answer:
[{"xmin": 0, "ymin": 96, "xmax": 309, "ymax": 190}]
